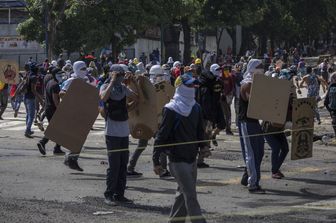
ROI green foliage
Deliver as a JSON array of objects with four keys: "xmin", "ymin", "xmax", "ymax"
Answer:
[{"xmin": 17, "ymin": 0, "xmax": 336, "ymax": 57}]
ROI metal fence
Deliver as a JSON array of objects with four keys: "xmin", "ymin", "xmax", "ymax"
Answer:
[{"xmin": 0, "ymin": 52, "xmax": 47, "ymax": 69}]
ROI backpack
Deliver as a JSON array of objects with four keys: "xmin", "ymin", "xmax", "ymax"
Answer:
[
  {"xmin": 14, "ymin": 75, "xmax": 29, "ymax": 97},
  {"xmin": 328, "ymin": 86, "xmax": 336, "ymax": 110}
]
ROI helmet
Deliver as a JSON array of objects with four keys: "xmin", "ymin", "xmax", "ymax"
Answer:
[
  {"xmin": 133, "ymin": 58, "xmax": 139, "ymax": 65},
  {"xmin": 210, "ymin": 63, "xmax": 222, "ymax": 77},
  {"xmin": 173, "ymin": 61, "xmax": 181, "ymax": 68},
  {"xmin": 195, "ymin": 58, "xmax": 202, "ymax": 65},
  {"xmin": 51, "ymin": 60, "xmax": 57, "ymax": 67},
  {"xmin": 149, "ymin": 65, "xmax": 163, "ymax": 75}
]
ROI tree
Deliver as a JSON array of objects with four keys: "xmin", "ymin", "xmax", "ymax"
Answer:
[
  {"xmin": 202, "ymin": 0, "xmax": 263, "ymax": 55},
  {"xmin": 18, "ymin": 0, "xmax": 168, "ymax": 61}
]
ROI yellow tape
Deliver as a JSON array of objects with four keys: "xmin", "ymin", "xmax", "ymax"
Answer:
[{"xmin": 67, "ymin": 126, "xmax": 319, "ymax": 157}]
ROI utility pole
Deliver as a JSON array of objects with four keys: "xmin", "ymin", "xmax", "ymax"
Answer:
[{"xmin": 44, "ymin": 1, "xmax": 49, "ymax": 59}]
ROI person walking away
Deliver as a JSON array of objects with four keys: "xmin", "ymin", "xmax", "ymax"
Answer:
[
  {"xmin": 37, "ymin": 68, "xmax": 65, "ymax": 155},
  {"xmin": 24, "ymin": 62, "xmax": 44, "ymax": 138},
  {"xmin": 220, "ymin": 65, "xmax": 234, "ymax": 135},
  {"xmin": 100, "ymin": 64, "xmax": 138, "ymax": 205},
  {"xmin": 196, "ymin": 63, "xmax": 225, "ymax": 168},
  {"xmin": 127, "ymin": 65, "xmax": 169, "ymax": 177},
  {"xmin": 324, "ymin": 72, "xmax": 336, "ymax": 137},
  {"xmin": 239, "ymin": 59, "xmax": 266, "ymax": 193},
  {"xmin": 61, "ymin": 61, "xmax": 90, "ymax": 171},
  {"xmin": 153, "ymin": 73, "xmax": 207, "ymax": 223},
  {"xmin": 299, "ymin": 66, "xmax": 327, "ymax": 125}
]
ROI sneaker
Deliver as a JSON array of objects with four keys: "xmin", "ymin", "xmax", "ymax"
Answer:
[
  {"xmin": 37, "ymin": 142, "xmax": 46, "ymax": 155},
  {"xmin": 114, "ymin": 195, "xmax": 133, "ymax": 204},
  {"xmin": 211, "ymin": 135, "xmax": 218, "ymax": 147},
  {"xmin": 277, "ymin": 170, "xmax": 285, "ymax": 178},
  {"xmin": 159, "ymin": 170, "xmax": 171, "ymax": 178},
  {"xmin": 272, "ymin": 172, "xmax": 282, "ymax": 179},
  {"xmin": 197, "ymin": 162, "xmax": 210, "ymax": 168},
  {"xmin": 36, "ymin": 122, "xmax": 44, "ymax": 132},
  {"xmin": 127, "ymin": 170, "xmax": 143, "ymax": 176},
  {"xmin": 64, "ymin": 157, "xmax": 83, "ymax": 172},
  {"xmin": 226, "ymin": 130, "xmax": 234, "ymax": 135},
  {"xmin": 24, "ymin": 131, "xmax": 34, "ymax": 138},
  {"xmin": 104, "ymin": 197, "xmax": 117, "ymax": 206},
  {"xmin": 241, "ymin": 169, "xmax": 248, "ymax": 186},
  {"xmin": 53, "ymin": 147, "xmax": 65, "ymax": 155},
  {"xmin": 14, "ymin": 110, "xmax": 18, "ymax": 118},
  {"xmin": 248, "ymin": 185, "xmax": 266, "ymax": 194}
]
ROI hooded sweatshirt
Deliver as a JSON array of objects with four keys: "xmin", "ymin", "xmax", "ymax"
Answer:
[
  {"xmin": 238, "ymin": 59, "xmax": 262, "ymax": 122},
  {"xmin": 198, "ymin": 71, "xmax": 223, "ymax": 121},
  {"xmin": 153, "ymin": 85, "xmax": 205, "ymax": 165},
  {"xmin": 240, "ymin": 59, "xmax": 262, "ymax": 85}
]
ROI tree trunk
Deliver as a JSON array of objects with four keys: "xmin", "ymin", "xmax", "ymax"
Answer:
[
  {"xmin": 181, "ymin": 17, "xmax": 191, "ymax": 65},
  {"xmin": 259, "ymin": 34, "xmax": 267, "ymax": 56},
  {"xmin": 216, "ymin": 27, "xmax": 224, "ymax": 55},
  {"xmin": 227, "ymin": 27, "xmax": 237, "ymax": 55},
  {"xmin": 111, "ymin": 35, "xmax": 118, "ymax": 63},
  {"xmin": 163, "ymin": 25, "xmax": 180, "ymax": 62},
  {"xmin": 47, "ymin": 14, "xmax": 56, "ymax": 60}
]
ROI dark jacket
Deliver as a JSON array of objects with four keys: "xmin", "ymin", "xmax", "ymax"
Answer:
[
  {"xmin": 197, "ymin": 72, "xmax": 223, "ymax": 121},
  {"xmin": 153, "ymin": 104, "xmax": 205, "ymax": 165},
  {"xmin": 324, "ymin": 83, "xmax": 336, "ymax": 111}
]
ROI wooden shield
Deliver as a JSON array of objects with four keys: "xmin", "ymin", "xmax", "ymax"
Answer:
[
  {"xmin": 154, "ymin": 81, "xmax": 174, "ymax": 123},
  {"xmin": 45, "ymin": 79, "xmax": 99, "ymax": 154},
  {"xmin": 291, "ymin": 98, "xmax": 315, "ymax": 160},
  {"xmin": 128, "ymin": 76, "xmax": 158, "ymax": 140},
  {"xmin": 247, "ymin": 74, "xmax": 291, "ymax": 124},
  {"xmin": 0, "ymin": 60, "xmax": 20, "ymax": 85}
]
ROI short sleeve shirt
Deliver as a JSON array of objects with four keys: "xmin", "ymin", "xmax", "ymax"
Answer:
[{"xmin": 100, "ymin": 83, "xmax": 133, "ymax": 137}]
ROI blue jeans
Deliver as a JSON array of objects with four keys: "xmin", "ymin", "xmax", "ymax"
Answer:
[
  {"xmin": 265, "ymin": 133, "xmax": 289, "ymax": 174},
  {"xmin": 11, "ymin": 95, "xmax": 23, "ymax": 111},
  {"xmin": 24, "ymin": 97, "xmax": 36, "ymax": 133}
]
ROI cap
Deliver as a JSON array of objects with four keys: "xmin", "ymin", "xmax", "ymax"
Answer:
[
  {"xmin": 195, "ymin": 58, "xmax": 201, "ymax": 64},
  {"xmin": 109, "ymin": 64, "xmax": 125, "ymax": 74},
  {"xmin": 175, "ymin": 73, "xmax": 198, "ymax": 87}
]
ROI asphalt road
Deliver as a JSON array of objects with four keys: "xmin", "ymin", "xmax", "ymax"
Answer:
[{"xmin": 0, "ymin": 98, "xmax": 336, "ymax": 223}]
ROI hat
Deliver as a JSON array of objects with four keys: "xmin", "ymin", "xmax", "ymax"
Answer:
[
  {"xmin": 110, "ymin": 64, "xmax": 125, "ymax": 74},
  {"xmin": 175, "ymin": 73, "xmax": 198, "ymax": 87},
  {"xmin": 195, "ymin": 58, "xmax": 201, "ymax": 65},
  {"xmin": 210, "ymin": 63, "xmax": 222, "ymax": 76},
  {"xmin": 173, "ymin": 61, "xmax": 181, "ymax": 68}
]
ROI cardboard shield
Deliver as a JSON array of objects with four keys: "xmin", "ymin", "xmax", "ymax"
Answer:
[
  {"xmin": 291, "ymin": 98, "xmax": 315, "ymax": 160},
  {"xmin": 247, "ymin": 74, "xmax": 291, "ymax": 124},
  {"xmin": 154, "ymin": 81, "xmax": 174, "ymax": 123},
  {"xmin": 128, "ymin": 76, "xmax": 158, "ymax": 140},
  {"xmin": 0, "ymin": 60, "xmax": 19, "ymax": 84},
  {"xmin": 45, "ymin": 79, "xmax": 99, "ymax": 154}
]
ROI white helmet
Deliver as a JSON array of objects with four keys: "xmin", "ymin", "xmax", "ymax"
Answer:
[
  {"xmin": 149, "ymin": 65, "xmax": 163, "ymax": 75},
  {"xmin": 149, "ymin": 65, "xmax": 166, "ymax": 84},
  {"xmin": 51, "ymin": 60, "xmax": 57, "ymax": 67},
  {"xmin": 173, "ymin": 61, "xmax": 181, "ymax": 68},
  {"xmin": 210, "ymin": 63, "xmax": 222, "ymax": 77}
]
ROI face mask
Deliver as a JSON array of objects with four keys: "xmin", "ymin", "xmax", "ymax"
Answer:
[
  {"xmin": 55, "ymin": 74, "xmax": 63, "ymax": 83},
  {"xmin": 115, "ymin": 76, "xmax": 124, "ymax": 84},
  {"xmin": 254, "ymin": 68, "xmax": 264, "ymax": 75},
  {"xmin": 77, "ymin": 69, "xmax": 87, "ymax": 78}
]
